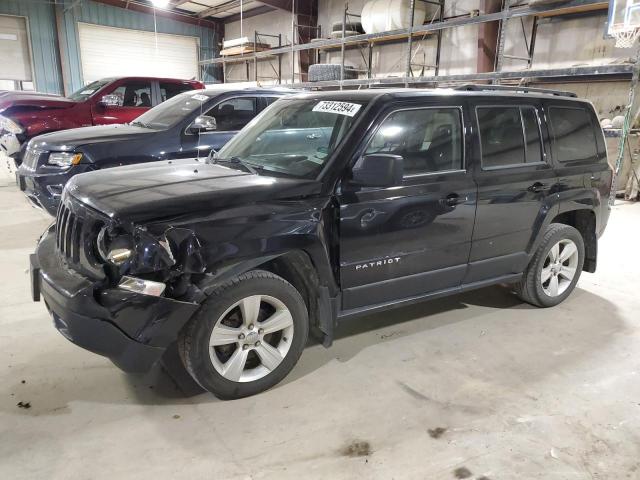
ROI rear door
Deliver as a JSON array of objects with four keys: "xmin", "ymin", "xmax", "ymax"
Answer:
[
  {"xmin": 465, "ymin": 98, "xmax": 558, "ymax": 283},
  {"xmin": 337, "ymin": 99, "xmax": 477, "ymax": 311}
]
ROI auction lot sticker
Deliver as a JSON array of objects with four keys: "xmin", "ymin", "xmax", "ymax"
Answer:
[{"xmin": 312, "ymin": 101, "xmax": 361, "ymax": 117}]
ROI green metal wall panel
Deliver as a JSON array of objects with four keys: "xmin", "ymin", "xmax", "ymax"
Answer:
[{"xmin": 0, "ymin": 0, "xmax": 63, "ymax": 94}]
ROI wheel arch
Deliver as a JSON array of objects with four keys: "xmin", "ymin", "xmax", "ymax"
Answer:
[
  {"xmin": 197, "ymin": 249, "xmax": 338, "ymax": 347},
  {"xmin": 548, "ymin": 208, "xmax": 597, "ymax": 273}
]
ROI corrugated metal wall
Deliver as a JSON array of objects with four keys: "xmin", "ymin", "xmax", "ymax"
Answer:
[
  {"xmin": 0, "ymin": 0, "xmax": 220, "ymax": 95},
  {"xmin": 0, "ymin": 0, "xmax": 62, "ymax": 94}
]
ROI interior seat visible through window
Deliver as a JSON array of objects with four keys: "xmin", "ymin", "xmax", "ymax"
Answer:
[{"xmin": 365, "ymin": 107, "xmax": 463, "ymax": 176}]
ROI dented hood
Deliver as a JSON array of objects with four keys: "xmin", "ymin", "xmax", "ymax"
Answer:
[
  {"xmin": 0, "ymin": 91, "xmax": 76, "ymax": 112},
  {"xmin": 66, "ymin": 159, "xmax": 321, "ymax": 223}
]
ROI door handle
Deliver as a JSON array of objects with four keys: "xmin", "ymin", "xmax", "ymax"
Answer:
[
  {"xmin": 443, "ymin": 193, "xmax": 460, "ymax": 206},
  {"xmin": 528, "ymin": 182, "xmax": 550, "ymax": 193}
]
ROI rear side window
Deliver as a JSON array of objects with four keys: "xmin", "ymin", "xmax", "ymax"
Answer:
[
  {"xmin": 548, "ymin": 106, "xmax": 598, "ymax": 162},
  {"xmin": 365, "ymin": 107, "xmax": 463, "ymax": 176},
  {"xmin": 477, "ymin": 106, "xmax": 543, "ymax": 168},
  {"xmin": 160, "ymin": 82, "xmax": 194, "ymax": 102}
]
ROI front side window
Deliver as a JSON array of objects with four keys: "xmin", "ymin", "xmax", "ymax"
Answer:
[
  {"xmin": 206, "ymin": 97, "xmax": 257, "ymax": 131},
  {"xmin": 478, "ymin": 106, "xmax": 544, "ymax": 168},
  {"xmin": 365, "ymin": 107, "xmax": 463, "ymax": 176},
  {"xmin": 110, "ymin": 81, "xmax": 153, "ymax": 107},
  {"xmin": 131, "ymin": 91, "xmax": 213, "ymax": 129},
  {"xmin": 548, "ymin": 106, "xmax": 598, "ymax": 162},
  {"xmin": 214, "ymin": 97, "xmax": 366, "ymax": 178}
]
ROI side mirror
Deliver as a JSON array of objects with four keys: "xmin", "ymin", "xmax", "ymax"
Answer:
[
  {"xmin": 99, "ymin": 94, "xmax": 122, "ymax": 107},
  {"xmin": 189, "ymin": 115, "xmax": 217, "ymax": 133},
  {"xmin": 351, "ymin": 154, "xmax": 404, "ymax": 187}
]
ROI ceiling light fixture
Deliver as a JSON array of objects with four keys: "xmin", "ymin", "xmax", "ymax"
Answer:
[{"xmin": 150, "ymin": 0, "xmax": 170, "ymax": 8}]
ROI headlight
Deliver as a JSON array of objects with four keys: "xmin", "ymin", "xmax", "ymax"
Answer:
[
  {"xmin": 96, "ymin": 226, "xmax": 133, "ymax": 266},
  {"xmin": 47, "ymin": 152, "xmax": 83, "ymax": 168},
  {"xmin": 0, "ymin": 115, "xmax": 23, "ymax": 134}
]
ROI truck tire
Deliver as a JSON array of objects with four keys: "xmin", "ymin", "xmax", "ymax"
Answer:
[
  {"xmin": 179, "ymin": 270, "xmax": 308, "ymax": 400},
  {"xmin": 516, "ymin": 223, "xmax": 585, "ymax": 308}
]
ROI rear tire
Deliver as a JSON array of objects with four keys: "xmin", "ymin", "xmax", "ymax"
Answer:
[
  {"xmin": 179, "ymin": 270, "xmax": 308, "ymax": 400},
  {"xmin": 516, "ymin": 223, "xmax": 585, "ymax": 308}
]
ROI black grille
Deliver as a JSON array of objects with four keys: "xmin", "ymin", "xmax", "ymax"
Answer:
[
  {"xmin": 54, "ymin": 194, "xmax": 106, "ymax": 280},
  {"xmin": 55, "ymin": 201, "xmax": 84, "ymax": 263}
]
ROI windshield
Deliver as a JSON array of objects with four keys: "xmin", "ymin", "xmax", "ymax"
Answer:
[
  {"xmin": 67, "ymin": 79, "xmax": 111, "ymax": 102},
  {"xmin": 132, "ymin": 91, "xmax": 211, "ymax": 129},
  {"xmin": 212, "ymin": 98, "xmax": 366, "ymax": 178}
]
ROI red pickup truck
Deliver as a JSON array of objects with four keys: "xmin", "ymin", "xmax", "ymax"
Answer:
[{"xmin": 0, "ymin": 76, "xmax": 204, "ymax": 164}]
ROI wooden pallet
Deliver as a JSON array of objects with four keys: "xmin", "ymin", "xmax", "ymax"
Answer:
[{"xmin": 221, "ymin": 43, "xmax": 272, "ymax": 57}]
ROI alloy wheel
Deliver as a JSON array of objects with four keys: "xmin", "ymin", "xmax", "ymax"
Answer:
[
  {"xmin": 541, "ymin": 239, "xmax": 579, "ymax": 297},
  {"xmin": 208, "ymin": 295, "xmax": 294, "ymax": 382}
]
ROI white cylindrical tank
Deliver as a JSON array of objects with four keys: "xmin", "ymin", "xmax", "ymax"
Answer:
[{"xmin": 361, "ymin": 0, "xmax": 429, "ymax": 34}]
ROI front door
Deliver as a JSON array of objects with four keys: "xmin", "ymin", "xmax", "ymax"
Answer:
[
  {"xmin": 465, "ymin": 101, "xmax": 558, "ymax": 283},
  {"xmin": 91, "ymin": 79, "xmax": 154, "ymax": 125},
  {"xmin": 338, "ymin": 103, "xmax": 477, "ymax": 311},
  {"xmin": 181, "ymin": 96, "xmax": 259, "ymax": 158}
]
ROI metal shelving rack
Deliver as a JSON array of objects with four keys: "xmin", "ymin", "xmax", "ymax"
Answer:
[
  {"xmin": 220, "ymin": 31, "xmax": 284, "ymax": 84},
  {"xmin": 201, "ymin": 0, "xmax": 634, "ymax": 88}
]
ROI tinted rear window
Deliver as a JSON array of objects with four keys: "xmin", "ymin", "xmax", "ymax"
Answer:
[
  {"xmin": 548, "ymin": 106, "xmax": 598, "ymax": 162},
  {"xmin": 477, "ymin": 106, "xmax": 544, "ymax": 168}
]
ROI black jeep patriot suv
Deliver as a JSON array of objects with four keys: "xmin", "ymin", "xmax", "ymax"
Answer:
[{"xmin": 31, "ymin": 86, "xmax": 612, "ymax": 399}]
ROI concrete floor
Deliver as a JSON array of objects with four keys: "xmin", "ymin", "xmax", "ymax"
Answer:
[{"xmin": 1, "ymin": 178, "xmax": 639, "ymax": 480}]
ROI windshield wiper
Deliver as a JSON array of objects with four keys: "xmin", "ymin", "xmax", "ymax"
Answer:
[
  {"xmin": 131, "ymin": 120, "xmax": 151, "ymax": 128},
  {"xmin": 210, "ymin": 154, "xmax": 260, "ymax": 175}
]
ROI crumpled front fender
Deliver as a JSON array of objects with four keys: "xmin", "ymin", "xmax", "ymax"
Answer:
[{"xmin": 128, "ymin": 226, "xmax": 206, "ymax": 275}]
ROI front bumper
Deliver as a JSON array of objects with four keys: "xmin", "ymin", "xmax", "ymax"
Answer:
[
  {"xmin": 33, "ymin": 227, "xmax": 200, "ymax": 373},
  {"xmin": 17, "ymin": 166, "xmax": 79, "ymax": 216}
]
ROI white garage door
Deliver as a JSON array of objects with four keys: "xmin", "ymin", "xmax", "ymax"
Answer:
[
  {"xmin": 0, "ymin": 15, "xmax": 32, "ymax": 82},
  {"xmin": 78, "ymin": 23, "xmax": 199, "ymax": 83}
]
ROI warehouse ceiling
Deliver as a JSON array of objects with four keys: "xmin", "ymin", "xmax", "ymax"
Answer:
[
  {"xmin": 173, "ymin": 0, "xmax": 269, "ymax": 19},
  {"xmin": 90, "ymin": 0, "xmax": 304, "ymax": 25}
]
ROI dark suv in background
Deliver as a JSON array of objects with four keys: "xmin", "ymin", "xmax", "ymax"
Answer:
[
  {"xmin": 31, "ymin": 86, "xmax": 612, "ymax": 400},
  {"xmin": 16, "ymin": 87, "xmax": 290, "ymax": 215},
  {"xmin": 0, "ymin": 76, "xmax": 203, "ymax": 165}
]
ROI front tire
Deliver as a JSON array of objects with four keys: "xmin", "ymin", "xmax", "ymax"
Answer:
[
  {"xmin": 179, "ymin": 270, "xmax": 308, "ymax": 399},
  {"xmin": 516, "ymin": 223, "xmax": 585, "ymax": 308}
]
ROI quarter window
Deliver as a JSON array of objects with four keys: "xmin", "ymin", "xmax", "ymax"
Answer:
[
  {"xmin": 206, "ymin": 97, "xmax": 257, "ymax": 131},
  {"xmin": 477, "ymin": 106, "xmax": 544, "ymax": 168},
  {"xmin": 548, "ymin": 107, "xmax": 598, "ymax": 162},
  {"xmin": 365, "ymin": 107, "xmax": 463, "ymax": 176}
]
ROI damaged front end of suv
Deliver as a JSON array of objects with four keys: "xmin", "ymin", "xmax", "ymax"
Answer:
[{"xmin": 32, "ymin": 188, "xmax": 212, "ymax": 373}]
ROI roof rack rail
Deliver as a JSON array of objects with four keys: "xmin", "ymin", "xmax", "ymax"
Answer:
[{"xmin": 452, "ymin": 84, "xmax": 577, "ymax": 98}]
